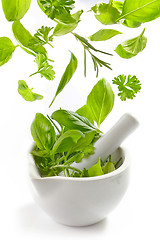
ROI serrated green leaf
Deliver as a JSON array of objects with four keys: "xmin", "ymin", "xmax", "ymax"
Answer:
[{"xmin": 112, "ymin": 74, "xmax": 141, "ymax": 100}]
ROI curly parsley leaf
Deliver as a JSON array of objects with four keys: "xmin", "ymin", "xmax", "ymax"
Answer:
[
  {"xmin": 34, "ymin": 26, "xmax": 54, "ymax": 48},
  {"xmin": 38, "ymin": 0, "xmax": 76, "ymax": 24},
  {"xmin": 112, "ymin": 74, "xmax": 141, "ymax": 101},
  {"xmin": 30, "ymin": 53, "xmax": 55, "ymax": 80}
]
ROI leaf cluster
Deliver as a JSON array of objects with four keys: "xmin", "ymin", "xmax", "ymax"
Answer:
[{"xmin": 31, "ymin": 78, "xmax": 116, "ymax": 177}]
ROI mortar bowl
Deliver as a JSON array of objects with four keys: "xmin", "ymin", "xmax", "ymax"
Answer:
[{"xmin": 28, "ymin": 147, "xmax": 130, "ymax": 227}]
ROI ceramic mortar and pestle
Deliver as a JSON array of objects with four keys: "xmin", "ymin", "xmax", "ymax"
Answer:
[{"xmin": 29, "ymin": 113, "xmax": 139, "ymax": 227}]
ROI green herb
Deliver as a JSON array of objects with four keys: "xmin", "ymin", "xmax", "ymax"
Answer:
[
  {"xmin": 115, "ymin": 28, "xmax": 147, "ymax": 58},
  {"xmin": 102, "ymin": 161, "xmax": 115, "ymax": 174},
  {"xmin": 88, "ymin": 29, "xmax": 122, "ymax": 41},
  {"xmin": 76, "ymin": 105, "xmax": 94, "ymax": 124},
  {"xmin": 18, "ymin": 80, "xmax": 43, "ymax": 101},
  {"xmin": 51, "ymin": 109, "xmax": 101, "ymax": 133},
  {"xmin": 34, "ymin": 26, "xmax": 54, "ymax": 48},
  {"xmin": 112, "ymin": 74, "xmax": 141, "ymax": 100},
  {"xmin": 37, "ymin": 0, "xmax": 76, "ymax": 24},
  {"xmin": 117, "ymin": 0, "xmax": 160, "ymax": 23},
  {"xmin": 1, "ymin": 0, "xmax": 31, "ymax": 21},
  {"xmin": 30, "ymin": 53, "xmax": 55, "ymax": 80},
  {"xmin": 91, "ymin": 1, "xmax": 121, "ymax": 25},
  {"xmin": 0, "ymin": 37, "xmax": 17, "ymax": 66},
  {"xmin": 31, "ymin": 113, "xmax": 56, "ymax": 150},
  {"xmin": 49, "ymin": 51, "xmax": 78, "ymax": 107},
  {"xmin": 88, "ymin": 158, "xmax": 104, "ymax": 177},
  {"xmin": 53, "ymin": 10, "xmax": 83, "ymax": 36},
  {"xmin": 12, "ymin": 20, "xmax": 47, "ymax": 56},
  {"xmin": 87, "ymin": 79, "xmax": 115, "ymax": 128},
  {"xmin": 73, "ymin": 33, "xmax": 112, "ymax": 77}
]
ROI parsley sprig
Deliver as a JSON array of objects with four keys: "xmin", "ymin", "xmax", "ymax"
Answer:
[
  {"xmin": 30, "ymin": 53, "xmax": 55, "ymax": 80},
  {"xmin": 34, "ymin": 26, "xmax": 54, "ymax": 48},
  {"xmin": 112, "ymin": 74, "xmax": 141, "ymax": 101}
]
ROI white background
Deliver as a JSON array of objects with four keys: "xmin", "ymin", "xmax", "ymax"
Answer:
[{"xmin": 0, "ymin": 0, "xmax": 160, "ymax": 239}]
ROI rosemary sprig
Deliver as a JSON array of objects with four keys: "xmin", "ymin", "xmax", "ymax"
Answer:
[{"xmin": 72, "ymin": 33, "xmax": 112, "ymax": 77}]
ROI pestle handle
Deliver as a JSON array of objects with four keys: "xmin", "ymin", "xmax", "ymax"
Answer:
[{"xmin": 71, "ymin": 113, "xmax": 139, "ymax": 170}]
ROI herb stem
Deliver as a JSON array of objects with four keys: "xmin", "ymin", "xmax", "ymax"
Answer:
[{"xmin": 47, "ymin": 115, "xmax": 61, "ymax": 134}]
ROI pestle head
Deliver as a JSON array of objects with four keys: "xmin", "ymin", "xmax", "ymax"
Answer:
[{"xmin": 71, "ymin": 113, "xmax": 139, "ymax": 170}]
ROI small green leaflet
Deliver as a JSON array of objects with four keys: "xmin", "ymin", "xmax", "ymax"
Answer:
[
  {"xmin": 117, "ymin": 0, "xmax": 160, "ymax": 23},
  {"xmin": 18, "ymin": 80, "xmax": 43, "ymax": 101},
  {"xmin": 102, "ymin": 161, "xmax": 115, "ymax": 174},
  {"xmin": 0, "ymin": 37, "xmax": 17, "ymax": 66},
  {"xmin": 1, "ymin": 0, "xmax": 31, "ymax": 21},
  {"xmin": 89, "ymin": 29, "xmax": 122, "ymax": 41},
  {"xmin": 34, "ymin": 26, "xmax": 54, "ymax": 47},
  {"xmin": 115, "ymin": 28, "xmax": 147, "ymax": 58},
  {"xmin": 30, "ymin": 53, "xmax": 55, "ymax": 80},
  {"xmin": 49, "ymin": 52, "xmax": 78, "ymax": 107},
  {"xmin": 31, "ymin": 113, "xmax": 56, "ymax": 150},
  {"xmin": 112, "ymin": 74, "xmax": 141, "ymax": 101},
  {"xmin": 53, "ymin": 10, "xmax": 83, "ymax": 36},
  {"xmin": 88, "ymin": 158, "xmax": 104, "ymax": 177},
  {"xmin": 91, "ymin": 1, "xmax": 121, "ymax": 25},
  {"xmin": 51, "ymin": 109, "xmax": 101, "ymax": 133},
  {"xmin": 87, "ymin": 79, "xmax": 114, "ymax": 128}
]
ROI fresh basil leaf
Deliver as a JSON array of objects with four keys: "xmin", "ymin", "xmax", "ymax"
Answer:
[
  {"xmin": 49, "ymin": 52, "xmax": 78, "ymax": 107},
  {"xmin": 76, "ymin": 105, "xmax": 94, "ymax": 124},
  {"xmin": 115, "ymin": 28, "xmax": 147, "ymax": 58},
  {"xmin": 12, "ymin": 20, "xmax": 47, "ymax": 56},
  {"xmin": 31, "ymin": 113, "xmax": 56, "ymax": 150},
  {"xmin": 1, "ymin": 0, "xmax": 31, "ymax": 21},
  {"xmin": 88, "ymin": 29, "xmax": 122, "ymax": 41},
  {"xmin": 87, "ymin": 79, "xmax": 114, "ymax": 128},
  {"xmin": 118, "ymin": 0, "xmax": 160, "ymax": 23},
  {"xmin": 102, "ymin": 161, "xmax": 115, "ymax": 174},
  {"xmin": 51, "ymin": 109, "xmax": 101, "ymax": 133},
  {"xmin": 51, "ymin": 130, "xmax": 84, "ymax": 154},
  {"xmin": 88, "ymin": 158, "xmax": 104, "ymax": 177},
  {"xmin": 70, "ymin": 131, "xmax": 96, "ymax": 153},
  {"xmin": 18, "ymin": 80, "xmax": 43, "ymax": 101},
  {"xmin": 91, "ymin": 2, "xmax": 121, "ymax": 25},
  {"xmin": 0, "ymin": 37, "xmax": 17, "ymax": 66},
  {"xmin": 53, "ymin": 10, "xmax": 83, "ymax": 36}
]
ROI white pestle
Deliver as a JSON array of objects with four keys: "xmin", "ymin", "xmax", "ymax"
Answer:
[{"xmin": 71, "ymin": 113, "xmax": 139, "ymax": 171}]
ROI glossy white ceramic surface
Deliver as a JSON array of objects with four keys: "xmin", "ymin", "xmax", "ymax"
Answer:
[{"xmin": 29, "ymin": 147, "xmax": 130, "ymax": 227}]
